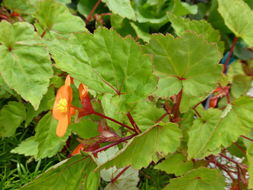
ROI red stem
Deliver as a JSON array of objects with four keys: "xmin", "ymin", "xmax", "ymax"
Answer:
[
  {"xmin": 155, "ymin": 112, "xmax": 168, "ymax": 123},
  {"xmin": 237, "ymin": 165, "xmax": 242, "ymax": 190},
  {"xmin": 126, "ymin": 112, "xmax": 141, "ymax": 134},
  {"xmin": 93, "ymin": 112, "xmax": 136, "ymax": 133},
  {"xmin": 233, "ymin": 142, "xmax": 246, "ymax": 153},
  {"xmin": 41, "ymin": 30, "xmax": 46, "ymax": 38},
  {"xmin": 85, "ymin": 0, "xmax": 102, "ymax": 24},
  {"xmin": 223, "ymin": 37, "xmax": 238, "ymax": 73},
  {"xmin": 241, "ymin": 135, "xmax": 253, "ymax": 142},
  {"xmin": 219, "ymin": 153, "xmax": 240, "ymax": 166},
  {"xmin": 111, "ymin": 166, "xmax": 130, "ymax": 183},
  {"xmin": 172, "ymin": 89, "xmax": 183, "ymax": 122},
  {"xmin": 92, "ymin": 134, "xmax": 136, "ymax": 154}
]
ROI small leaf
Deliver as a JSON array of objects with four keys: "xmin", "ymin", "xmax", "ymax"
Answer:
[
  {"xmin": 25, "ymin": 86, "xmax": 55, "ymax": 126},
  {"xmin": 69, "ymin": 118, "xmax": 99, "ymax": 139},
  {"xmin": 155, "ymin": 153, "xmax": 193, "ymax": 176},
  {"xmin": 0, "ymin": 101, "xmax": 26, "ymax": 137},
  {"xmin": 35, "ymin": 112, "xmax": 70, "ymax": 159},
  {"xmin": 231, "ymin": 75, "xmax": 252, "ymax": 98},
  {"xmin": 170, "ymin": 0, "xmax": 198, "ymax": 16},
  {"xmin": 188, "ymin": 97, "xmax": 253, "ymax": 159},
  {"xmin": 103, "ymin": 0, "xmax": 136, "ymax": 20},
  {"xmin": 19, "ymin": 155, "xmax": 99, "ymax": 190},
  {"xmin": 104, "ymin": 167, "xmax": 139, "ymax": 190},
  {"xmin": 34, "ymin": 0, "xmax": 85, "ymax": 36},
  {"xmin": 98, "ymin": 122, "xmax": 182, "ymax": 169},
  {"xmin": 0, "ymin": 21, "xmax": 53, "ymax": 109},
  {"xmin": 11, "ymin": 136, "xmax": 38, "ymax": 157},
  {"xmin": 218, "ymin": 0, "xmax": 253, "ymax": 47},
  {"xmin": 163, "ymin": 168, "xmax": 225, "ymax": 190}
]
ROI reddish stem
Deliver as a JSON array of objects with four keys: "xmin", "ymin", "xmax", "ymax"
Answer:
[
  {"xmin": 233, "ymin": 142, "xmax": 246, "ymax": 153},
  {"xmin": 41, "ymin": 30, "xmax": 46, "ymax": 38},
  {"xmin": 219, "ymin": 153, "xmax": 241, "ymax": 166},
  {"xmin": 93, "ymin": 112, "xmax": 136, "ymax": 133},
  {"xmin": 237, "ymin": 165, "xmax": 242, "ymax": 190},
  {"xmin": 172, "ymin": 89, "xmax": 183, "ymax": 122},
  {"xmin": 111, "ymin": 166, "xmax": 130, "ymax": 183},
  {"xmin": 126, "ymin": 112, "xmax": 141, "ymax": 134},
  {"xmin": 155, "ymin": 112, "xmax": 168, "ymax": 123},
  {"xmin": 92, "ymin": 134, "xmax": 136, "ymax": 154},
  {"xmin": 241, "ymin": 135, "xmax": 253, "ymax": 142},
  {"xmin": 223, "ymin": 37, "xmax": 238, "ymax": 73},
  {"xmin": 85, "ymin": 0, "xmax": 102, "ymax": 24},
  {"xmin": 0, "ymin": 14, "xmax": 8, "ymax": 20}
]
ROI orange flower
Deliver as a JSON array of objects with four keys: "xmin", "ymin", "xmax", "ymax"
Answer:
[
  {"xmin": 53, "ymin": 75, "xmax": 74, "ymax": 137},
  {"xmin": 78, "ymin": 84, "xmax": 94, "ymax": 117},
  {"xmin": 70, "ymin": 144, "xmax": 85, "ymax": 156}
]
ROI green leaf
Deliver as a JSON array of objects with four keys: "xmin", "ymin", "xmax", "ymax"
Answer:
[
  {"xmin": 25, "ymin": 86, "xmax": 55, "ymax": 127},
  {"xmin": 69, "ymin": 118, "xmax": 99, "ymax": 139},
  {"xmin": 126, "ymin": 100, "xmax": 166, "ymax": 131},
  {"xmin": 0, "ymin": 101, "xmax": 26, "ymax": 137},
  {"xmin": 104, "ymin": 167, "xmax": 139, "ymax": 190},
  {"xmin": 95, "ymin": 147, "xmax": 139, "ymax": 190},
  {"xmin": 98, "ymin": 122, "xmax": 182, "ymax": 169},
  {"xmin": 218, "ymin": 0, "xmax": 253, "ymax": 47},
  {"xmin": 170, "ymin": 0, "xmax": 198, "ymax": 17},
  {"xmin": 103, "ymin": 0, "xmax": 136, "ymax": 20},
  {"xmin": 163, "ymin": 168, "xmax": 225, "ymax": 190},
  {"xmin": 84, "ymin": 28, "xmax": 157, "ymax": 98},
  {"xmin": 231, "ymin": 75, "xmax": 252, "ymax": 98},
  {"xmin": 34, "ymin": 0, "xmax": 85, "ymax": 36},
  {"xmin": 146, "ymin": 32, "xmax": 222, "ymax": 111},
  {"xmin": 3, "ymin": 0, "xmax": 37, "ymax": 15},
  {"xmin": 11, "ymin": 136, "xmax": 38, "ymax": 157},
  {"xmin": 247, "ymin": 143, "xmax": 253, "ymax": 189},
  {"xmin": 35, "ymin": 112, "xmax": 70, "ymax": 159},
  {"xmin": 48, "ymin": 33, "xmax": 113, "ymax": 94},
  {"xmin": 0, "ymin": 21, "xmax": 53, "ymax": 109},
  {"xmin": 168, "ymin": 14, "xmax": 224, "ymax": 53},
  {"xmin": 19, "ymin": 155, "xmax": 99, "ymax": 190},
  {"xmin": 188, "ymin": 97, "xmax": 253, "ymax": 159},
  {"xmin": 78, "ymin": 0, "xmax": 104, "ymax": 16},
  {"xmin": 155, "ymin": 153, "xmax": 193, "ymax": 176}
]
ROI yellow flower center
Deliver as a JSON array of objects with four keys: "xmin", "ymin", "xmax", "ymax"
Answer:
[{"xmin": 56, "ymin": 98, "xmax": 68, "ymax": 113}]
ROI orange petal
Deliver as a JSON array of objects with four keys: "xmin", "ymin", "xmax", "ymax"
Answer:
[
  {"xmin": 71, "ymin": 144, "xmax": 85, "ymax": 156},
  {"xmin": 56, "ymin": 115, "xmax": 69, "ymax": 137},
  {"xmin": 79, "ymin": 84, "xmax": 88, "ymax": 100},
  {"xmin": 65, "ymin": 75, "xmax": 73, "ymax": 86}
]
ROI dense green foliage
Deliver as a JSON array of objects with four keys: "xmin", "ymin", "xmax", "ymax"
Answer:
[{"xmin": 1, "ymin": 0, "xmax": 253, "ymax": 189}]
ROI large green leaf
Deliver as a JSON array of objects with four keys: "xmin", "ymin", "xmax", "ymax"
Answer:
[
  {"xmin": 188, "ymin": 97, "xmax": 253, "ymax": 159},
  {"xmin": 146, "ymin": 32, "xmax": 222, "ymax": 110},
  {"xmin": 98, "ymin": 122, "xmax": 182, "ymax": 169},
  {"xmin": 48, "ymin": 33, "xmax": 113, "ymax": 94},
  {"xmin": 19, "ymin": 155, "xmax": 99, "ymax": 190},
  {"xmin": 35, "ymin": 112, "xmax": 70, "ymax": 159},
  {"xmin": 103, "ymin": 0, "xmax": 136, "ymax": 20},
  {"xmin": 163, "ymin": 168, "xmax": 225, "ymax": 190},
  {"xmin": 168, "ymin": 14, "xmax": 224, "ymax": 53},
  {"xmin": 155, "ymin": 153, "xmax": 193, "ymax": 176},
  {"xmin": 218, "ymin": 0, "xmax": 253, "ymax": 47},
  {"xmin": 34, "ymin": 0, "xmax": 85, "ymax": 36},
  {"xmin": 84, "ymin": 28, "xmax": 157, "ymax": 98},
  {"xmin": 0, "ymin": 21, "xmax": 53, "ymax": 109},
  {"xmin": 0, "ymin": 101, "xmax": 26, "ymax": 137}
]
